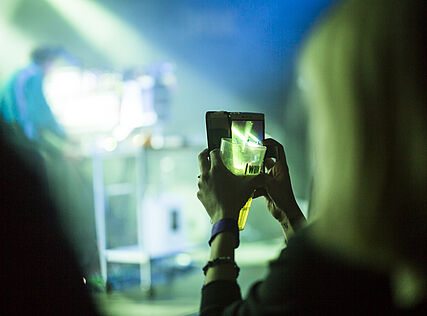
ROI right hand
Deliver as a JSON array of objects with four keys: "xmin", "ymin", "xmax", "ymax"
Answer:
[{"xmin": 254, "ymin": 138, "xmax": 305, "ymax": 229}]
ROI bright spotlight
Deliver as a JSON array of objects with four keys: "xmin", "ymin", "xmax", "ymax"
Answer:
[
  {"xmin": 175, "ymin": 253, "xmax": 192, "ymax": 267},
  {"xmin": 100, "ymin": 137, "xmax": 118, "ymax": 152},
  {"xmin": 44, "ymin": 67, "xmax": 122, "ymax": 133},
  {"xmin": 112, "ymin": 125, "xmax": 132, "ymax": 142},
  {"xmin": 46, "ymin": 0, "xmax": 164, "ymax": 66}
]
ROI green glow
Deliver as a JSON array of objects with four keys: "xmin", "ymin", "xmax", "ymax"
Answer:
[
  {"xmin": 47, "ymin": 0, "xmax": 164, "ymax": 67},
  {"xmin": 248, "ymin": 132, "xmax": 259, "ymax": 143},
  {"xmin": 0, "ymin": 1, "xmax": 21, "ymax": 19},
  {"xmin": 238, "ymin": 197, "xmax": 252, "ymax": 230},
  {"xmin": 0, "ymin": 1, "xmax": 35, "ymax": 81},
  {"xmin": 231, "ymin": 125, "xmax": 246, "ymax": 142},
  {"xmin": 231, "ymin": 124, "xmax": 260, "ymax": 144},
  {"xmin": 242, "ymin": 121, "xmax": 253, "ymax": 145},
  {"xmin": 230, "ymin": 122, "xmax": 263, "ymax": 171},
  {"xmin": 221, "ymin": 139, "xmax": 265, "ymax": 177}
]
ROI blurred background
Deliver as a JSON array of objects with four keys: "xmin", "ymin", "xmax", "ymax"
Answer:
[{"xmin": 0, "ymin": 0, "xmax": 334, "ymax": 315}]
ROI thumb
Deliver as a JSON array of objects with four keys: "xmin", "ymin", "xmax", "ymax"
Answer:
[
  {"xmin": 253, "ymin": 187, "xmax": 267, "ymax": 199},
  {"xmin": 209, "ymin": 148, "xmax": 226, "ymax": 170}
]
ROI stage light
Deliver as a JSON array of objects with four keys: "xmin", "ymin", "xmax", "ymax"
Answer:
[
  {"xmin": 151, "ymin": 135, "xmax": 164, "ymax": 149},
  {"xmin": 175, "ymin": 253, "xmax": 191, "ymax": 267},
  {"xmin": 138, "ymin": 75, "xmax": 155, "ymax": 90},
  {"xmin": 45, "ymin": 67, "xmax": 81, "ymax": 98},
  {"xmin": 160, "ymin": 72, "xmax": 177, "ymax": 87},
  {"xmin": 46, "ymin": 0, "xmax": 164, "ymax": 67},
  {"xmin": 46, "ymin": 66, "xmax": 160, "ymax": 134},
  {"xmin": 47, "ymin": 0, "xmax": 260, "ymax": 126},
  {"xmin": 112, "ymin": 125, "xmax": 132, "ymax": 142},
  {"xmin": 132, "ymin": 134, "xmax": 145, "ymax": 147},
  {"xmin": 0, "ymin": 1, "xmax": 35, "ymax": 81},
  {"xmin": 44, "ymin": 67, "xmax": 122, "ymax": 133},
  {"xmin": 100, "ymin": 137, "xmax": 118, "ymax": 152},
  {"xmin": 120, "ymin": 79, "xmax": 158, "ymax": 129}
]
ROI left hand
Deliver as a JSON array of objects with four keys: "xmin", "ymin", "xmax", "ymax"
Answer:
[{"xmin": 197, "ymin": 148, "xmax": 265, "ymax": 224}]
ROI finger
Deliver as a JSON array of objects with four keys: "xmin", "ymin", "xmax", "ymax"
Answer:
[
  {"xmin": 196, "ymin": 190, "xmax": 203, "ymax": 202},
  {"xmin": 253, "ymin": 187, "xmax": 267, "ymax": 199},
  {"xmin": 209, "ymin": 148, "xmax": 226, "ymax": 171},
  {"xmin": 264, "ymin": 157, "xmax": 275, "ymax": 170},
  {"xmin": 262, "ymin": 138, "xmax": 287, "ymax": 164},
  {"xmin": 252, "ymin": 174, "xmax": 274, "ymax": 200},
  {"xmin": 198, "ymin": 149, "xmax": 210, "ymax": 175}
]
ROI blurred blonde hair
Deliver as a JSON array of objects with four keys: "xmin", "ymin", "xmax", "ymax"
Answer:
[{"xmin": 300, "ymin": 0, "xmax": 426, "ymax": 273}]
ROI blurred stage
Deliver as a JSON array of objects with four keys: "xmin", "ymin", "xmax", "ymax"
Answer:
[
  {"xmin": 0, "ymin": 0, "xmax": 331, "ymax": 314},
  {"xmin": 94, "ymin": 237, "xmax": 285, "ymax": 316}
]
